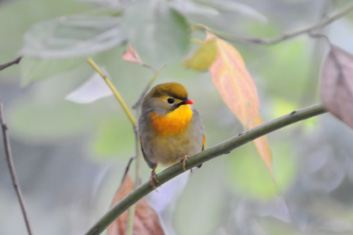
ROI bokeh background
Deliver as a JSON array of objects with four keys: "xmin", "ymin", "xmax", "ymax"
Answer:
[{"xmin": 1, "ymin": 0, "xmax": 353, "ymax": 234}]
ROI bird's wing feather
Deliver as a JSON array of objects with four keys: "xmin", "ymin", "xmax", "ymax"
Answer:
[{"xmin": 140, "ymin": 136, "xmax": 156, "ymax": 169}]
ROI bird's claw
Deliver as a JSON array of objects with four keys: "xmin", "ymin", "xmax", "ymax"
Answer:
[
  {"xmin": 180, "ymin": 155, "xmax": 190, "ymax": 171},
  {"xmin": 150, "ymin": 170, "xmax": 159, "ymax": 189}
]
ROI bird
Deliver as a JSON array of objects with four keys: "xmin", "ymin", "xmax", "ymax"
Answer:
[{"xmin": 138, "ymin": 82, "xmax": 205, "ymax": 188}]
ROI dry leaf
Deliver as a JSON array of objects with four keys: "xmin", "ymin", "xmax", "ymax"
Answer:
[
  {"xmin": 248, "ymin": 115, "xmax": 274, "ymax": 180},
  {"xmin": 208, "ymin": 33, "xmax": 259, "ymax": 125},
  {"xmin": 108, "ymin": 174, "xmax": 165, "ymax": 235},
  {"xmin": 183, "ymin": 39, "xmax": 218, "ymax": 71},
  {"xmin": 122, "ymin": 46, "xmax": 143, "ymax": 65},
  {"xmin": 321, "ymin": 46, "xmax": 353, "ymax": 129}
]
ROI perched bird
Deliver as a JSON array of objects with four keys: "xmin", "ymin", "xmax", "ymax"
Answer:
[{"xmin": 138, "ymin": 82, "xmax": 205, "ymax": 188}]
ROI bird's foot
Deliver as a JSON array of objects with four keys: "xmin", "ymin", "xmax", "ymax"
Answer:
[
  {"xmin": 150, "ymin": 166, "xmax": 160, "ymax": 189},
  {"xmin": 180, "ymin": 155, "xmax": 190, "ymax": 171}
]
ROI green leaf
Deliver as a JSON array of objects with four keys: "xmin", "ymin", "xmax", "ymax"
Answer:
[
  {"xmin": 122, "ymin": 1, "xmax": 190, "ymax": 67},
  {"xmin": 20, "ymin": 57, "xmax": 86, "ymax": 86},
  {"xmin": 0, "ymin": 0, "xmax": 93, "ymax": 75},
  {"xmin": 168, "ymin": 0, "xmax": 219, "ymax": 16},
  {"xmin": 22, "ymin": 15, "xmax": 125, "ymax": 58},
  {"xmin": 183, "ymin": 39, "xmax": 218, "ymax": 71}
]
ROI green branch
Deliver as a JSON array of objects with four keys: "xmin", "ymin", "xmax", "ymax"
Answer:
[{"xmin": 85, "ymin": 104, "xmax": 327, "ymax": 235}]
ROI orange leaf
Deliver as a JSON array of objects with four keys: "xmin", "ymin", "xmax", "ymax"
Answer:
[
  {"xmin": 108, "ymin": 174, "xmax": 165, "ymax": 235},
  {"xmin": 122, "ymin": 46, "xmax": 143, "ymax": 65},
  {"xmin": 208, "ymin": 33, "xmax": 259, "ymax": 125},
  {"xmin": 208, "ymin": 33, "xmax": 273, "ymax": 178},
  {"xmin": 248, "ymin": 115, "xmax": 274, "ymax": 181},
  {"xmin": 321, "ymin": 46, "xmax": 353, "ymax": 129}
]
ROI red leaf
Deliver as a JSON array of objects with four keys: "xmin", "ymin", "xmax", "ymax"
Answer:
[
  {"xmin": 321, "ymin": 46, "xmax": 353, "ymax": 129},
  {"xmin": 122, "ymin": 46, "xmax": 143, "ymax": 65},
  {"xmin": 107, "ymin": 174, "xmax": 165, "ymax": 235}
]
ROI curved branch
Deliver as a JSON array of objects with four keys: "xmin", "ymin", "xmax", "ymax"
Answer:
[
  {"xmin": 86, "ymin": 104, "xmax": 327, "ymax": 235},
  {"xmin": 203, "ymin": 2, "xmax": 353, "ymax": 45}
]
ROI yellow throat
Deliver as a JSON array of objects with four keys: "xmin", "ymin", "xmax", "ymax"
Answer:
[{"xmin": 150, "ymin": 105, "xmax": 193, "ymax": 136}]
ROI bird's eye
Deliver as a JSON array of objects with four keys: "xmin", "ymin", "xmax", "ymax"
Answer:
[{"xmin": 167, "ymin": 98, "xmax": 175, "ymax": 104}]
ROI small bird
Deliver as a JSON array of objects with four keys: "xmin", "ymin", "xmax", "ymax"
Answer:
[{"xmin": 138, "ymin": 82, "xmax": 205, "ymax": 188}]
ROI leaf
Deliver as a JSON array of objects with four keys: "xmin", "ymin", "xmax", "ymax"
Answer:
[
  {"xmin": 108, "ymin": 174, "xmax": 165, "ymax": 235},
  {"xmin": 0, "ymin": 0, "xmax": 93, "ymax": 75},
  {"xmin": 183, "ymin": 40, "xmax": 218, "ymax": 71},
  {"xmin": 22, "ymin": 15, "xmax": 124, "ymax": 58},
  {"xmin": 66, "ymin": 70, "xmax": 113, "ymax": 104},
  {"xmin": 321, "ymin": 46, "xmax": 353, "ymax": 129},
  {"xmin": 20, "ymin": 56, "xmax": 85, "ymax": 86},
  {"xmin": 208, "ymin": 33, "xmax": 273, "ymax": 177},
  {"xmin": 122, "ymin": 46, "xmax": 143, "ymax": 65},
  {"xmin": 122, "ymin": 1, "xmax": 190, "ymax": 67},
  {"xmin": 197, "ymin": 0, "xmax": 268, "ymax": 23},
  {"xmin": 168, "ymin": 0, "xmax": 219, "ymax": 16},
  {"xmin": 208, "ymin": 33, "xmax": 259, "ymax": 125},
  {"xmin": 248, "ymin": 114, "xmax": 274, "ymax": 180}
]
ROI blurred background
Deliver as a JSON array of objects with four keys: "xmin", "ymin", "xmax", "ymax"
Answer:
[{"xmin": 1, "ymin": 0, "xmax": 353, "ymax": 234}]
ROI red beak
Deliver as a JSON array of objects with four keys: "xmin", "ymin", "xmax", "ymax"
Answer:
[{"xmin": 185, "ymin": 99, "xmax": 194, "ymax": 104}]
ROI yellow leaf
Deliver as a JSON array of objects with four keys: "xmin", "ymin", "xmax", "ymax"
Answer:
[
  {"xmin": 248, "ymin": 115, "xmax": 274, "ymax": 181},
  {"xmin": 183, "ymin": 39, "xmax": 218, "ymax": 71},
  {"xmin": 208, "ymin": 33, "xmax": 259, "ymax": 125}
]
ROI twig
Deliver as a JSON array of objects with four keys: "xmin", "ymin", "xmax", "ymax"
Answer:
[
  {"xmin": 0, "ymin": 56, "xmax": 23, "ymax": 71},
  {"xmin": 87, "ymin": 58, "xmax": 136, "ymax": 126},
  {"xmin": 121, "ymin": 157, "xmax": 135, "ymax": 184},
  {"xmin": 85, "ymin": 104, "xmax": 327, "ymax": 235},
  {"xmin": 0, "ymin": 102, "xmax": 33, "ymax": 235},
  {"xmin": 132, "ymin": 66, "xmax": 165, "ymax": 110},
  {"xmin": 195, "ymin": 1, "xmax": 353, "ymax": 45},
  {"xmin": 87, "ymin": 58, "xmax": 142, "ymax": 235}
]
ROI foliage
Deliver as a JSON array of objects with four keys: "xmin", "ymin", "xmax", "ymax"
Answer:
[{"xmin": 1, "ymin": 0, "xmax": 353, "ymax": 235}]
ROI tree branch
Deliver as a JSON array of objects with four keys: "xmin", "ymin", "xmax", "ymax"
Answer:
[
  {"xmin": 0, "ymin": 102, "xmax": 33, "ymax": 235},
  {"xmin": 132, "ymin": 66, "xmax": 165, "ymax": 110},
  {"xmin": 199, "ymin": 1, "xmax": 353, "ymax": 45},
  {"xmin": 0, "ymin": 56, "xmax": 22, "ymax": 71},
  {"xmin": 85, "ymin": 103, "xmax": 327, "ymax": 235}
]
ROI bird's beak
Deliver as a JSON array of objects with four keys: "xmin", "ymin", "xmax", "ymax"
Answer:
[{"xmin": 185, "ymin": 99, "xmax": 194, "ymax": 104}]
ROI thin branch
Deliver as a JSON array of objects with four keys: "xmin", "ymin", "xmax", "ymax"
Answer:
[
  {"xmin": 0, "ymin": 56, "xmax": 23, "ymax": 71},
  {"xmin": 196, "ymin": 1, "xmax": 353, "ymax": 45},
  {"xmin": 132, "ymin": 66, "xmax": 165, "ymax": 110},
  {"xmin": 85, "ymin": 104, "xmax": 327, "ymax": 235},
  {"xmin": 0, "ymin": 102, "xmax": 33, "ymax": 235},
  {"xmin": 87, "ymin": 58, "xmax": 136, "ymax": 127},
  {"xmin": 87, "ymin": 58, "xmax": 144, "ymax": 235},
  {"xmin": 125, "ymin": 125, "xmax": 140, "ymax": 235},
  {"xmin": 121, "ymin": 157, "xmax": 135, "ymax": 184}
]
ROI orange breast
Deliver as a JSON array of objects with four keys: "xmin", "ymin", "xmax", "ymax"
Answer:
[{"xmin": 150, "ymin": 105, "xmax": 193, "ymax": 136}]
